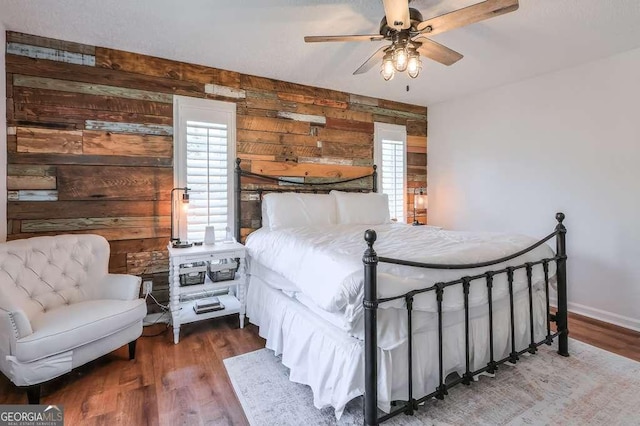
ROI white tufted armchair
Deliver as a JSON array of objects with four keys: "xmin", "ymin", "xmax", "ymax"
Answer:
[{"xmin": 0, "ymin": 234, "xmax": 147, "ymax": 403}]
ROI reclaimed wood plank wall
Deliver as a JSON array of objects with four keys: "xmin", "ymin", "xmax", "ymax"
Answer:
[{"xmin": 5, "ymin": 32, "xmax": 428, "ymax": 290}]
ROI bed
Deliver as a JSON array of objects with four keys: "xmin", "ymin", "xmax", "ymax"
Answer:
[{"xmin": 234, "ymin": 159, "xmax": 569, "ymax": 425}]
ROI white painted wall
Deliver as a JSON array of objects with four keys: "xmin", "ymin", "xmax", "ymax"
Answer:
[
  {"xmin": 428, "ymin": 47, "xmax": 640, "ymax": 331},
  {"xmin": 0, "ymin": 24, "xmax": 7, "ymax": 242}
]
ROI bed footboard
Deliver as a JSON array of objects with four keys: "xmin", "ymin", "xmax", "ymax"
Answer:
[{"xmin": 362, "ymin": 213, "xmax": 569, "ymax": 425}]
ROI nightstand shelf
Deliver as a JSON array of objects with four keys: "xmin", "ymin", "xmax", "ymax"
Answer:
[
  {"xmin": 168, "ymin": 241, "xmax": 246, "ymax": 344},
  {"xmin": 177, "ymin": 294, "xmax": 241, "ymax": 325}
]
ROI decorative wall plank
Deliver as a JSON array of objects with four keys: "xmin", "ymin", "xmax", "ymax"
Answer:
[
  {"xmin": 7, "ymin": 201, "xmax": 170, "ymax": 220},
  {"xmin": 321, "ymin": 141, "xmax": 372, "ymax": 159},
  {"xmin": 95, "ymin": 47, "xmax": 241, "ymax": 88},
  {"xmin": 316, "ymin": 128, "xmax": 372, "ymax": 145},
  {"xmin": 204, "ymin": 84, "xmax": 246, "ymax": 99},
  {"xmin": 325, "ymin": 117, "xmax": 374, "ymax": 133},
  {"xmin": 9, "ymin": 152, "xmax": 172, "ymax": 167},
  {"xmin": 237, "ymin": 129, "xmax": 281, "ymax": 144},
  {"xmin": 13, "ymin": 75, "xmax": 173, "ymax": 103},
  {"xmin": 277, "ymin": 92, "xmax": 348, "ymax": 109},
  {"xmin": 7, "ymin": 176, "xmax": 56, "ymax": 190},
  {"xmin": 16, "ymin": 127, "xmax": 83, "ymax": 154},
  {"xmin": 7, "ymin": 227, "xmax": 171, "ymax": 242},
  {"xmin": 7, "ymin": 164, "xmax": 56, "ymax": 177},
  {"xmin": 251, "ymin": 160, "xmax": 371, "ymax": 179},
  {"xmin": 297, "ymin": 156, "xmax": 353, "ymax": 166},
  {"xmin": 244, "ymin": 95, "xmax": 294, "ymax": 112},
  {"xmin": 14, "ymin": 103, "xmax": 172, "ymax": 126},
  {"xmin": 407, "ymin": 135, "xmax": 428, "ymax": 153},
  {"xmin": 277, "ymin": 111, "xmax": 326, "ymax": 125},
  {"xmin": 407, "ymin": 152, "xmax": 427, "ymax": 167},
  {"xmin": 6, "ymin": 54, "xmax": 202, "ymax": 96},
  {"xmin": 57, "ymin": 166, "xmax": 173, "ymax": 201},
  {"xmin": 8, "ymin": 32, "xmax": 95, "ymax": 55},
  {"xmin": 13, "ymin": 87, "xmax": 173, "ymax": 116},
  {"xmin": 407, "ymin": 120, "xmax": 428, "ymax": 137},
  {"xmin": 237, "ymin": 142, "xmax": 320, "ymax": 158},
  {"xmin": 292, "ymin": 103, "xmax": 373, "ymax": 123},
  {"xmin": 237, "ymin": 116, "xmax": 310, "ymax": 135},
  {"xmin": 379, "ymin": 98, "xmax": 427, "ymax": 116},
  {"xmin": 7, "ymin": 42, "xmax": 96, "ymax": 66},
  {"xmin": 8, "ymin": 190, "xmax": 58, "ymax": 201},
  {"xmin": 349, "ymin": 94, "xmax": 379, "ymax": 106},
  {"xmin": 110, "ymin": 237, "xmax": 170, "ymax": 255},
  {"xmin": 84, "ymin": 120, "xmax": 173, "ymax": 136},
  {"xmin": 21, "ymin": 216, "xmax": 170, "ymax": 232},
  {"xmin": 349, "ymin": 102, "xmax": 426, "ymax": 120},
  {"xmin": 83, "ymin": 131, "xmax": 173, "ymax": 158},
  {"xmin": 126, "ymin": 251, "xmax": 169, "ymax": 275}
]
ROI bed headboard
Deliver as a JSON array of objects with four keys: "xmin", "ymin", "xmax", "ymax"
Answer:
[{"xmin": 234, "ymin": 158, "xmax": 377, "ymax": 241}]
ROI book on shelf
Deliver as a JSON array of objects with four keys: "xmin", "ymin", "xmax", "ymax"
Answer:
[{"xmin": 193, "ymin": 297, "xmax": 225, "ymax": 314}]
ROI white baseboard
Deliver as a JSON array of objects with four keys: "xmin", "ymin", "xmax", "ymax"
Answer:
[{"xmin": 550, "ymin": 297, "xmax": 640, "ymax": 332}]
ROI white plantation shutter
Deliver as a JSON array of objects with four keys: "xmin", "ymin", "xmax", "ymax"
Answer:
[
  {"xmin": 374, "ymin": 122, "xmax": 407, "ymax": 222},
  {"xmin": 174, "ymin": 96, "xmax": 236, "ymax": 243},
  {"xmin": 185, "ymin": 121, "xmax": 229, "ymax": 242},
  {"xmin": 381, "ymin": 139, "xmax": 405, "ymax": 222}
]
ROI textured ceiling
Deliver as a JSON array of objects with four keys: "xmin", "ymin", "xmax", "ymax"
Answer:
[{"xmin": 1, "ymin": 0, "xmax": 640, "ymax": 106}]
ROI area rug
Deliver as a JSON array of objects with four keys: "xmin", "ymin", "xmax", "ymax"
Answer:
[{"xmin": 224, "ymin": 339, "xmax": 640, "ymax": 425}]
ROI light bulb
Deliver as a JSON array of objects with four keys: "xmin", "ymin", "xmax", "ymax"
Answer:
[
  {"xmin": 381, "ymin": 53, "xmax": 395, "ymax": 81},
  {"xmin": 394, "ymin": 47, "xmax": 408, "ymax": 72},
  {"xmin": 407, "ymin": 53, "xmax": 422, "ymax": 78}
]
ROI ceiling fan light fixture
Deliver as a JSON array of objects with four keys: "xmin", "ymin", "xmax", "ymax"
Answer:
[
  {"xmin": 407, "ymin": 49, "xmax": 422, "ymax": 78},
  {"xmin": 393, "ymin": 46, "xmax": 408, "ymax": 72},
  {"xmin": 381, "ymin": 52, "xmax": 395, "ymax": 81}
]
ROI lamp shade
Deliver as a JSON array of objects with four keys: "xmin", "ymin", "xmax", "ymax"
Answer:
[{"xmin": 414, "ymin": 193, "xmax": 428, "ymax": 209}]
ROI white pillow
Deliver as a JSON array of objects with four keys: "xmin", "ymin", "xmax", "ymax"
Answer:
[
  {"xmin": 262, "ymin": 193, "xmax": 336, "ymax": 230},
  {"xmin": 331, "ymin": 191, "xmax": 390, "ymax": 225}
]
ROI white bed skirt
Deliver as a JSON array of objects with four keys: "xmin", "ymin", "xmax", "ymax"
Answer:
[{"xmin": 247, "ymin": 274, "xmax": 548, "ymax": 418}]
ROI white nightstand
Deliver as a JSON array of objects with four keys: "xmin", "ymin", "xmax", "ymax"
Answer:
[{"xmin": 167, "ymin": 242, "xmax": 246, "ymax": 344}]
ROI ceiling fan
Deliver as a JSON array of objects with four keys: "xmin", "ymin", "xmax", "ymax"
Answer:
[{"xmin": 304, "ymin": 0, "xmax": 519, "ymax": 80}]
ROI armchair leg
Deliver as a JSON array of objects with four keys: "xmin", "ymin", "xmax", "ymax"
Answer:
[
  {"xmin": 26, "ymin": 385, "xmax": 41, "ymax": 404},
  {"xmin": 128, "ymin": 340, "xmax": 137, "ymax": 360}
]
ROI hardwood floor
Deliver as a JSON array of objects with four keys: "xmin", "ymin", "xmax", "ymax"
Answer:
[{"xmin": 0, "ymin": 313, "xmax": 638, "ymax": 425}]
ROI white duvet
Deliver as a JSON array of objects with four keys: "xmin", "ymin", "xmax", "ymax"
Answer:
[{"xmin": 246, "ymin": 223, "xmax": 556, "ymax": 343}]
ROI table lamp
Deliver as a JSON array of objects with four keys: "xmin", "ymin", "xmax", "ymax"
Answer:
[
  {"xmin": 412, "ymin": 189, "xmax": 428, "ymax": 226},
  {"xmin": 170, "ymin": 187, "xmax": 193, "ymax": 248}
]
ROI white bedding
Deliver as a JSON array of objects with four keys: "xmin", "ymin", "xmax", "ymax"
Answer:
[
  {"xmin": 246, "ymin": 223, "xmax": 556, "ymax": 331},
  {"xmin": 247, "ymin": 273, "xmax": 548, "ymax": 417}
]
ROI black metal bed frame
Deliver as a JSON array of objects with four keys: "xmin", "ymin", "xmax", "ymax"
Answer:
[
  {"xmin": 234, "ymin": 158, "xmax": 568, "ymax": 426},
  {"xmin": 362, "ymin": 214, "xmax": 568, "ymax": 425},
  {"xmin": 234, "ymin": 158, "xmax": 377, "ymax": 241}
]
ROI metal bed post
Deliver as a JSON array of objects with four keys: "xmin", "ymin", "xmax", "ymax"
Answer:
[
  {"xmin": 363, "ymin": 229, "xmax": 379, "ymax": 426},
  {"xmin": 372, "ymin": 165, "xmax": 378, "ymax": 193},
  {"xmin": 235, "ymin": 158, "xmax": 242, "ymax": 242},
  {"xmin": 555, "ymin": 212, "xmax": 569, "ymax": 357}
]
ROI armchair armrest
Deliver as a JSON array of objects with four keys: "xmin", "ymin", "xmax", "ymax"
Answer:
[
  {"xmin": 97, "ymin": 274, "xmax": 142, "ymax": 301},
  {"xmin": 0, "ymin": 310, "xmax": 33, "ymax": 356}
]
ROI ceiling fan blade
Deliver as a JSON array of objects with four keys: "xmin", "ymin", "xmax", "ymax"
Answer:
[
  {"xmin": 382, "ymin": 0, "xmax": 411, "ymax": 30},
  {"xmin": 304, "ymin": 34, "xmax": 385, "ymax": 43},
  {"xmin": 414, "ymin": 37, "xmax": 463, "ymax": 66},
  {"xmin": 353, "ymin": 46, "xmax": 389, "ymax": 75},
  {"xmin": 417, "ymin": 0, "xmax": 519, "ymax": 35}
]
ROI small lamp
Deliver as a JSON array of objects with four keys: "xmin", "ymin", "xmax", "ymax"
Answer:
[
  {"xmin": 412, "ymin": 189, "xmax": 428, "ymax": 226},
  {"xmin": 170, "ymin": 187, "xmax": 193, "ymax": 248}
]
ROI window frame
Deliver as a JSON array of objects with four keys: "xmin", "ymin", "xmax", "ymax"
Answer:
[
  {"xmin": 173, "ymin": 95, "xmax": 237, "ymax": 242},
  {"xmin": 374, "ymin": 122, "xmax": 408, "ymax": 223}
]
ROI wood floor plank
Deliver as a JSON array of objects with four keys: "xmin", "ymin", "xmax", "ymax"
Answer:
[{"xmin": 0, "ymin": 313, "xmax": 637, "ymax": 425}]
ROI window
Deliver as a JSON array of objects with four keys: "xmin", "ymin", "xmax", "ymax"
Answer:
[
  {"xmin": 374, "ymin": 122, "xmax": 407, "ymax": 222},
  {"xmin": 174, "ymin": 96, "xmax": 236, "ymax": 243}
]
